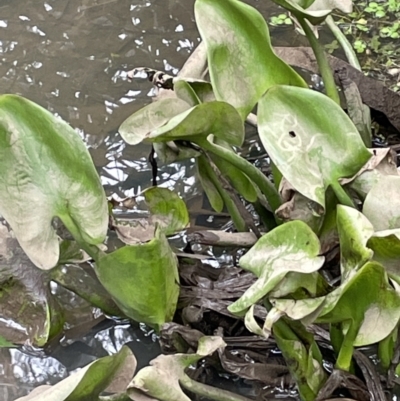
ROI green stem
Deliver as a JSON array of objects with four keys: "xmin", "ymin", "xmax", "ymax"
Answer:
[
  {"xmin": 378, "ymin": 328, "xmax": 396, "ymax": 370},
  {"xmin": 202, "ymin": 157, "xmax": 248, "ymax": 232},
  {"xmin": 196, "ymin": 138, "xmax": 282, "ymax": 212},
  {"xmin": 330, "ymin": 181, "xmax": 355, "ymax": 207},
  {"xmin": 179, "ymin": 374, "xmax": 254, "ymax": 401},
  {"xmin": 295, "ymin": 14, "xmax": 340, "ymax": 105},
  {"xmin": 336, "ymin": 320, "xmax": 358, "ymax": 371},
  {"xmin": 60, "ymin": 214, "xmax": 104, "ymax": 262},
  {"xmin": 325, "ymin": 16, "xmax": 361, "ymax": 71}
]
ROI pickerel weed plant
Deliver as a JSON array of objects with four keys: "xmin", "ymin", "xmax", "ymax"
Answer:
[{"xmin": 1, "ymin": 0, "xmax": 400, "ymax": 400}]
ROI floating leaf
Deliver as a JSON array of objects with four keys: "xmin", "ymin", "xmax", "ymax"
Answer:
[
  {"xmin": 119, "ymin": 98, "xmax": 191, "ymax": 146},
  {"xmin": 195, "ymin": 0, "xmax": 307, "ymax": 121},
  {"xmin": 16, "ymin": 346, "xmax": 136, "ymax": 401},
  {"xmin": 128, "ymin": 336, "xmax": 225, "ymax": 401},
  {"xmin": 95, "ymin": 228, "xmax": 179, "ymax": 330},
  {"xmin": 0, "ymin": 94, "xmax": 108, "ymax": 269},
  {"xmin": 336, "ymin": 205, "xmax": 373, "ymax": 279},
  {"xmin": 363, "ymin": 176, "xmax": 400, "ymax": 230},
  {"xmin": 228, "ymin": 220, "xmax": 324, "ymax": 314},
  {"xmin": 148, "ymin": 101, "xmax": 244, "ymax": 147},
  {"xmin": 258, "ymin": 86, "xmax": 371, "ymax": 208}
]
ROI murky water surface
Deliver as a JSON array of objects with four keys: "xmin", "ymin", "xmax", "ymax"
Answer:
[{"xmin": 0, "ymin": 0, "xmax": 294, "ymax": 399}]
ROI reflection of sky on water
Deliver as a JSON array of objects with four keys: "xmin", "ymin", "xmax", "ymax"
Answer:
[{"xmin": 0, "ymin": 321, "xmax": 160, "ymax": 400}]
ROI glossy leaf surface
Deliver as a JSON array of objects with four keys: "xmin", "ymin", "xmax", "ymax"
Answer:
[
  {"xmin": 95, "ymin": 229, "xmax": 179, "ymax": 330},
  {"xmin": 195, "ymin": 0, "xmax": 307, "ymax": 120},
  {"xmin": 228, "ymin": 220, "xmax": 324, "ymax": 314},
  {"xmin": 0, "ymin": 94, "xmax": 108, "ymax": 269},
  {"xmin": 258, "ymin": 86, "xmax": 371, "ymax": 208}
]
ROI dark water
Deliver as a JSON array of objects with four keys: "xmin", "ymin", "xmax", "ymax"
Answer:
[{"xmin": 0, "ymin": 1, "xmax": 298, "ymax": 399}]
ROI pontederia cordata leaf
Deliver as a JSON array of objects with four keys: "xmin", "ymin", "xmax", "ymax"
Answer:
[{"xmin": 0, "ymin": 95, "xmax": 108, "ymax": 269}]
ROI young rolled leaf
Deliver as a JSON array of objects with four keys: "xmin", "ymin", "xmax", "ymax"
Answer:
[
  {"xmin": 15, "ymin": 346, "xmax": 136, "ymax": 401},
  {"xmin": 0, "ymin": 94, "xmax": 108, "ymax": 269},
  {"xmin": 274, "ymin": 324, "xmax": 326, "ymax": 401},
  {"xmin": 148, "ymin": 101, "xmax": 244, "ymax": 147},
  {"xmin": 119, "ymin": 98, "xmax": 191, "ymax": 146},
  {"xmin": 228, "ymin": 220, "xmax": 324, "ymax": 315},
  {"xmin": 195, "ymin": 0, "xmax": 307, "ymax": 121},
  {"xmin": 337, "ymin": 205, "xmax": 374, "ymax": 279},
  {"xmin": 196, "ymin": 155, "xmax": 224, "ymax": 213},
  {"xmin": 258, "ymin": 86, "xmax": 371, "ymax": 209},
  {"xmin": 95, "ymin": 228, "xmax": 179, "ymax": 330}
]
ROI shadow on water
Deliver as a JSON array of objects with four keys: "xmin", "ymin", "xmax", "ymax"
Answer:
[{"xmin": 0, "ymin": 0, "xmax": 297, "ymax": 399}]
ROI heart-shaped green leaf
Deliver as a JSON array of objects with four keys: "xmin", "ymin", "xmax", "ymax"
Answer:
[
  {"xmin": 148, "ymin": 101, "xmax": 244, "ymax": 147},
  {"xmin": 143, "ymin": 187, "xmax": 189, "ymax": 235},
  {"xmin": 0, "ymin": 94, "xmax": 108, "ymax": 269},
  {"xmin": 195, "ymin": 0, "xmax": 307, "ymax": 121},
  {"xmin": 258, "ymin": 86, "xmax": 371, "ymax": 209},
  {"xmin": 317, "ymin": 262, "xmax": 400, "ymax": 347},
  {"xmin": 119, "ymin": 98, "xmax": 191, "ymax": 145},
  {"xmin": 16, "ymin": 346, "xmax": 136, "ymax": 401},
  {"xmin": 228, "ymin": 220, "xmax": 324, "ymax": 314},
  {"xmin": 95, "ymin": 228, "xmax": 179, "ymax": 330}
]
